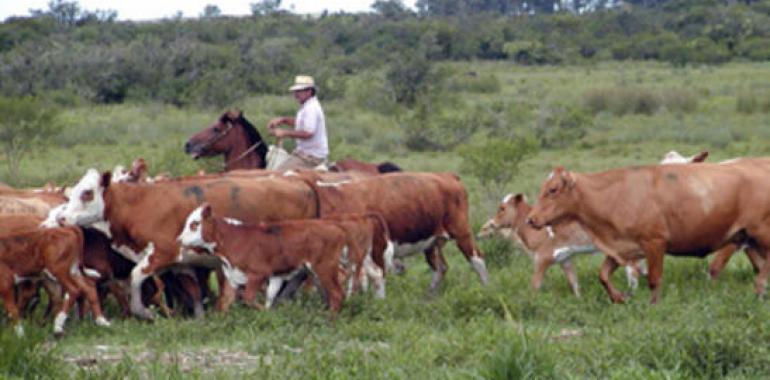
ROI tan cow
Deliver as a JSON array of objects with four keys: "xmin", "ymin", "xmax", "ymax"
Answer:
[
  {"xmin": 527, "ymin": 161, "xmax": 770, "ymax": 304},
  {"xmin": 55, "ymin": 169, "xmax": 320, "ymax": 319}
]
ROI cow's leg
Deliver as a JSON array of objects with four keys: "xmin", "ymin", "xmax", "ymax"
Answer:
[
  {"xmin": 425, "ymin": 238, "xmax": 448, "ymax": 293},
  {"xmin": 641, "ymin": 240, "xmax": 666, "ymax": 304},
  {"xmin": 599, "ymin": 256, "xmax": 625, "ymax": 303},
  {"xmin": 447, "ymin": 219, "xmax": 489, "ymax": 286},
  {"xmin": 0, "ymin": 264, "xmax": 23, "ymax": 336},
  {"xmin": 625, "ymin": 264, "xmax": 639, "ymax": 292},
  {"xmin": 242, "ymin": 275, "xmax": 266, "ymax": 310},
  {"xmin": 265, "ymin": 277, "xmax": 284, "ymax": 309},
  {"xmin": 531, "ymin": 256, "xmax": 550, "ymax": 292},
  {"xmin": 216, "ymin": 281, "xmax": 237, "ymax": 313},
  {"xmin": 273, "ymin": 268, "xmax": 310, "ymax": 304},
  {"xmin": 40, "ymin": 276, "xmax": 63, "ymax": 320},
  {"xmin": 72, "ymin": 272, "xmax": 110, "ymax": 327},
  {"xmin": 745, "ymin": 246, "xmax": 765, "ymax": 274},
  {"xmin": 708, "ymin": 243, "xmax": 741, "ymax": 281},
  {"xmin": 559, "ymin": 260, "xmax": 580, "ymax": 297},
  {"xmin": 129, "ymin": 244, "xmax": 167, "ymax": 320},
  {"xmin": 106, "ymin": 279, "xmax": 131, "ymax": 318},
  {"xmin": 49, "ymin": 275, "xmax": 81, "ymax": 336},
  {"xmin": 315, "ymin": 261, "xmax": 344, "ymax": 320},
  {"xmin": 174, "ymin": 269, "xmax": 204, "ymax": 319},
  {"xmin": 364, "ymin": 253, "xmax": 386, "ymax": 299},
  {"xmin": 15, "ymin": 280, "xmax": 39, "ymax": 318}
]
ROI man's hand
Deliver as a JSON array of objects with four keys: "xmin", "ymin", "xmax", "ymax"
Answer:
[
  {"xmin": 267, "ymin": 117, "xmax": 285, "ymax": 130},
  {"xmin": 269, "ymin": 128, "xmax": 287, "ymax": 138}
]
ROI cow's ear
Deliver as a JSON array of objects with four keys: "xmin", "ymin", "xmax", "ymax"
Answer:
[
  {"xmin": 100, "ymin": 171, "xmax": 112, "ymax": 189},
  {"xmin": 201, "ymin": 203, "xmax": 212, "ymax": 219},
  {"xmin": 562, "ymin": 170, "xmax": 576, "ymax": 189},
  {"xmin": 514, "ymin": 193, "xmax": 525, "ymax": 203}
]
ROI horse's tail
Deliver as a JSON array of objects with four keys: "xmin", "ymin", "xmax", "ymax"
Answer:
[{"xmin": 377, "ymin": 162, "xmax": 402, "ymax": 173}]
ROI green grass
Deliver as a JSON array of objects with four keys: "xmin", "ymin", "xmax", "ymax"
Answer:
[{"xmin": 2, "ymin": 61, "xmax": 770, "ymax": 378}]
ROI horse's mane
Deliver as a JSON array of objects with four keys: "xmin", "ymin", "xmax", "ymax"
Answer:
[{"xmin": 223, "ymin": 112, "xmax": 269, "ymax": 169}]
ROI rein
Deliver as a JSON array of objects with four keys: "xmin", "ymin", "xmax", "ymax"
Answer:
[
  {"xmin": 223, "ymin": 140, "xmax": 264, "ymax": 170},
  {"xmin": 197, "ymin": 122, "xmax": 235, "ymax": 152}
]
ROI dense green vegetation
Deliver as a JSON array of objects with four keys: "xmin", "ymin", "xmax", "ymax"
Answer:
[
  {"xmin": 1, "ymin": 61, "xmax": 769, "ymax": 378},
  {"xmin": 2, "ymin": 1, "xmax": 770, "ymax": 378}
]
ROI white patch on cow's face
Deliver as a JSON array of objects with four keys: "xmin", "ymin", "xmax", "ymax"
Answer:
[
  {"xmin": 546, "ymin": 226, "xmax": 555, "ymax": 238},
  {"xmin": 502, "ymin": 193, "xmax": 514, "ymax": 204},
  {"xmin": 59, "ymin": 169, "xmax": 106, "ymax": 227},
  {"xmin": 283, "ymin": 170, "xmax": 298, "ymax": 177},
  {"xmin": 41, "ymin": 204, "xmax": 66, "ymax": 228},
  {"xmin": 178, "ymin": 206, "xmax": 216, "ymax": 252},
  {"xmin": 546, "ymin": 171, "xmax": 555, "ymax": 180}
]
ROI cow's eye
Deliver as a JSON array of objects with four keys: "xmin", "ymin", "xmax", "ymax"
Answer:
[
  {"xmin": 80, "ymin": 190, "xmax": 94, "ymax": 203},
  {"xmin": 548, "ymin": 187, "xmax": 558, "ymax": 195},
  {"xmin": 213, "ymin": 127, "xmax": 220, "ymax": 133}
]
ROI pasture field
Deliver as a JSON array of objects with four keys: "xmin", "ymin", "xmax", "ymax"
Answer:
[{"xmin": 2, "ymin": 61, "xmax": 770, "ymax": 378}]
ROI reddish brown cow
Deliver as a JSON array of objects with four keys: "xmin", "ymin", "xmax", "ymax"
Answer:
[
  {"xmin": 56, "ymin": 169, "xmax": 320, "ymax": 319},
  {"xmin": 527, "ymin": 161, "xmax": 770, "ymax": 304},
  {"xmin": 294, "ymin": 171, "xmax": 488, "ymax": 291},
  {"xmin": 0, "ymin": 189, "xmax": 66, "ymax": 216},
  {"xmin": 0, "ymin": 223, "xmax": 109, "ymax": 335},
  {"xmin": 178, "ymin": 204, "xmax": 348, "ymax": 318}
]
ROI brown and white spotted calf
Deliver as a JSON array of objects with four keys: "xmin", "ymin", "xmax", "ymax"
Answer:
[
  {"xmin": 0, "ymin": 223, "xmax": 110, "ymax": 336},
  {"xmin": 178, "ymin": 204, "xmax": 349, "ymax": 319}
]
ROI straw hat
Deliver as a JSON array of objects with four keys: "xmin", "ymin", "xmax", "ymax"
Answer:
[{"xmin": 288, "ymin": 75, "xmax": 315, "ymax": 92}]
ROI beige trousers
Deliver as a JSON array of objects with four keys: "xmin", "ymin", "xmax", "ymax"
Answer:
[{"xmin": 275, "ymin": 151, "xmax": 326, "ymax": 171}]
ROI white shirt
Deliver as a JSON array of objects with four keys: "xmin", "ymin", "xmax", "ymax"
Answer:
[{"xmin": 294, "ymin": 96, "xmax": 328, "ymax": 159}]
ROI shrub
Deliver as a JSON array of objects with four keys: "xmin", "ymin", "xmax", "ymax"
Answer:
[
  {"xmin": 0, "ymin": 96, "xmax": 61, "ymax": 183},
  {"xmin": 458, "ymin": 135, "xmax": 538, "ymax": 186},
  {"xmin": 736, "ymin": 89, "xmax": 770, "ymax": 114},
  {"xmin": 534, "ymin": 103, "xmax": 592, "ymax": 149},
  {"xmin": 446, "ymin": 72, "xmax": 501, "ymax": 94},
  {"xmin": 584, "ymin": 86, "xmax": 696, "ymax": 116}
]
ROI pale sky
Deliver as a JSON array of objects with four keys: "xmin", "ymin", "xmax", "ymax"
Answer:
[{"xmin": 1, "ymin": 1, "xmax": 418, "ymax": 21}]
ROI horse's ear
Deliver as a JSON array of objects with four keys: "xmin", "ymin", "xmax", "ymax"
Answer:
[{"xmin": 226, "ymin": 109, "xmax": 240, "ymax": 120}]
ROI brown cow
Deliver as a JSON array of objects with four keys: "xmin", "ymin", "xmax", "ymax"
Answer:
[
  {"xmin": 55, "ymin": 169, "xmax": 320, "ymax": 319},
  {"xmin": 527, "ymin": 162, "xmax": 770, "ymax": 304},
  {"xmin": 178, "ymin": 204, "xmax": 348, "ymax": 318},
  {"xmin": 0, "ymin": 189, "xmax": 66, "ymax": 217},
  {"xmin": 0, "ymin": 223, "xmax": 110, "ymax": 335},
  {"xmin": 293, "ymin": 171, "xmax": 488, "ymax": 292}
]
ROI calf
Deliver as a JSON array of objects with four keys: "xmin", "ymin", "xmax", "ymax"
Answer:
[
  {"xmin": 479, "ymin": 194, "xmax": 645, "ymax": 296},
  {"xmin": 178, "ymin": 204, "xmax": 348, "ymax": 319},
  {"xmin": 0, "ymin": 225, "xmax": 110, "ymax": 335}
]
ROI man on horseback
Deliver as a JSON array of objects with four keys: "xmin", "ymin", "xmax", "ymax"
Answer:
[{"xmin": 267, "ymin": 75, "xmax": 328, "ymax": 170}]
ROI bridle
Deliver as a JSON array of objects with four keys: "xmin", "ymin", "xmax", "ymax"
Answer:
[{"xmin": 198, "ymin": 117, "xmax": 265, "ymax": 170}]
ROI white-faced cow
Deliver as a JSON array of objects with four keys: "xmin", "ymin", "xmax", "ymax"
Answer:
[{"xmin": 54, "ymin": 169, "xmax": 320, "ymax": 319}]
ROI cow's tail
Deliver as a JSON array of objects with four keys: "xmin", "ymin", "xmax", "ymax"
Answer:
[{"xmin": 365, "ymin": 212, "xmax": 394, "ymax": 273}]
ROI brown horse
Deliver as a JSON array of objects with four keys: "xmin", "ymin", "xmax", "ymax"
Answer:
[{"xmin": 185, "ymin": 110, "xmax": 269, "ymax": 171}]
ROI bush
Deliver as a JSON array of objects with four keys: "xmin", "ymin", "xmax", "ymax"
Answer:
[
  {"xmin": 534, "ymin": 103, "xmax": 592, "ymax": 149},
  {"xmin": 736, "ymin": 89, "xmax": 770, "ymax": 114},
  {"xmin": 446, "ymin": 72, "xmax": 501, "ymax": 94},
  {"xmin": 458, "ymin": 135, "xmax": 538, "ymax": 186},
  {"xmin": 0, "ymin": 96, "xmax": 61, "ymax": 183},
  {"xmin": 584, "ymin": 86, "xmax": 697, "ymax": 116}
]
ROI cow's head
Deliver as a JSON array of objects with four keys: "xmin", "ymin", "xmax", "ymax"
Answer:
[
  {"xmin": 660, "ymin": 150, "xmax": 709, "ymax": 165},
  {"xmin": 527, "ymin": 167, "xmax": 577, "ymax": 229},
  {"xmin": 178, "ymin": 203, "xmax": 217, "ymax": 253},
  {"xmin": 479, "ymin": 193, "xmax": 530, "ymax": 238},
  {"xmin": 58, "ymin": 169, "xmax": 112, "ymax": 227}
]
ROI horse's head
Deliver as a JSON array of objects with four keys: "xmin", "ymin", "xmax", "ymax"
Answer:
[
  {"xmin": 185, "ymin": 110, "xmax": 242, "ymax": 159},
  {"xmin": 184, "ymin": 110, "xmax": 268, "ymax": 170}
]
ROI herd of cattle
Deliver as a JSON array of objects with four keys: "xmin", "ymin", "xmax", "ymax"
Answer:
[{"xmin": 2, "ymin": 147, "xmax": 770, "ymax": 337}]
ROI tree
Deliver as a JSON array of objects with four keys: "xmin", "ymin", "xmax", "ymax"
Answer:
[
  {"xmin": 251, "ymin": 0, "xmax": 282, "ymax": 16},
  {"xmin": 372, "ymin": 0, "xmax": 411, "ymax": 19},
  {"xmin": 0, "ymin": 97, "xmax": 61, "ymax": 183},
  {"xmin": 201, "ymin": 5, "xmax": 222, "ymax": 18}
]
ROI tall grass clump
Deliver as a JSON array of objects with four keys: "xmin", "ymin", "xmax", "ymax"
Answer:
[
  {"xmin": 446, "ymin": 72, "xmax": 501, "ymax": 94},
  {"xmin": 0, "ymin": 328, "xmax": 62, "ymax": 378},
  {"xmin": 483, "ymin": 332, "xmax": 556, "ymax": 380},
  {"xmin": 584, "ymin": 86, "xmax": 698, "ymax": 116},
  {"xmin": 736, "ymin": 89, "xmax": 770, "ymax": 114}
]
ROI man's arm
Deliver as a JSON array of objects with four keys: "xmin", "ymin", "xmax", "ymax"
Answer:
[
  {"xmin": 272, "ymin": 129, "xmax": 313, "ymax": 139},
  {"xmin": 267, "ymin": 117, "xmax": 296, "ymax": 129}
]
